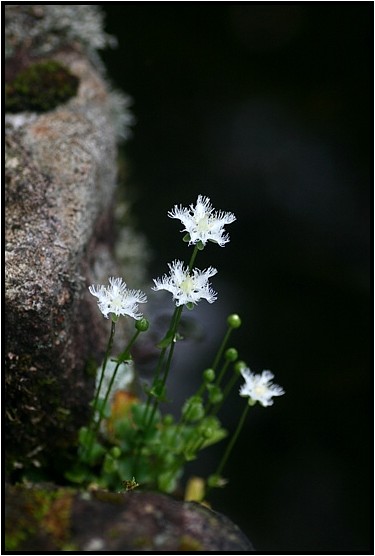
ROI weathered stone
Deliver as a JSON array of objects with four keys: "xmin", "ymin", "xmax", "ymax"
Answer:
[
  {"xmin": 4, "ymin": 9, "xmax": 122, "ymax": 480},
  {"xmin": 5, "ymin": 484, "xmax": 254, "ymax": 551}
]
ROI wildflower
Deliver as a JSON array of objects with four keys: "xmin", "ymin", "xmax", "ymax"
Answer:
[
  {"xmin": 168, "ymin": 195, "xmax": 236, "ymax": 247},
  {"xmin": 239, "ymin": 368, "xmax": 285, "ymax": 407},
  {"xmin": 152, "ymin": 260, "xmax": 217, "ymax": 307},
  {"xmin": 89, "ymin": 277, "xmax": 147, "ymax": 320}
]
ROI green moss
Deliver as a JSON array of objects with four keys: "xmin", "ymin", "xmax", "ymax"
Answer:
[
  {"xmin": 5, "ymin": 485, "xmax": 74, "ymax": 551},
  {"xmin": 178, "ymin": 535, "xmax": 203, "ymax": 551},
  {"xmin": 5, "ymin": 60, "xmax": 79, "ymax": 113}
]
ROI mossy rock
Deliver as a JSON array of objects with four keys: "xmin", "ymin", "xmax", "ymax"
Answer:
[
  {"xmin": 5, "ymin": 60, "xmax": 79, "ymax": 113},
  {"xmin": 5, "ymin": 484, "xmax": 254, "ymax": 551}
]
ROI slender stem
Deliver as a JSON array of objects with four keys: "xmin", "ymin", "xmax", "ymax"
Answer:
[
  {"xmin": 93, "ymin": 321, "xmax": 116, "ymax": 414},
  {"xmin": 84, "ymin": 325, "xmax": 141, "ymax": 463},
  {"xmin": 96, "ymin": 328, "xmax": 142, "ymax": 431},
  {"xmin": 211, "ymin": 371, "xmax": 240, "ymax": 416},
  {"xmin": 188, "ymin": 244, "xmax": 199, "ymax": 271},
  {"xmin": 143, "ymin": 305, "xmax": 183, "ymax": 431},
  {"xmin": 141, "ymin": 305, "xmax": 179, "ymax": 427},
  {"xmin": 206, "ymin": 402, "xmax": 250, "ymax": 497},
  {"xmin": 211, "ymin": 327, "xmax": 233, "ymax": 372},
  {"xmin": 134, "ymin": 244, "xmax": 199, "ymax": 478},
  {"xmin": 83, "ymin": 320, "xmax": 116, "ymax": 462}
]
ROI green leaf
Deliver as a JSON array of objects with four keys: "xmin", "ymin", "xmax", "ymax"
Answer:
[
  {"xmin": 115, "ymin": 352, "xmax": 133, "ymax": 364},
  {"xmin": 65, "ymin": 464, "xmax": 90, "ymax": 484},
  {"xmin": 103, "ymin": 453, "xmax": 119, "ymax": 474},
  {"xmin": 157, "ymin": 333, "xmax": 174, "ymax": 349},
  {"xmin": 149, "ymin": 380, "xmax": 167, "ymax": 401}
]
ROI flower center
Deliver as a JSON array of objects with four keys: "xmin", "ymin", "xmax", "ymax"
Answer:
[
  {"xmin": 196, "ymin": 215, "xmax": 211, "ymax": 232},
  {"xmin": 180, "ymin": 275, "xmax": 195, "ymax": 294},
  {"xmin": 253, "ymin": 384, "xmax": 268, "ymax": 397},
  {"xmin": 111, "ymin": 293, "xmax": 123, "ymax": 310}
]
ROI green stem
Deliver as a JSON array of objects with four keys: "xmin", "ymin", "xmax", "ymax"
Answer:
[
  {"xmin": 83, "ymin": 320, "xmax": 116, "ymax": 462},
  {"xmin": 97, "ymin": 328, "xmax": 142, "ymax": 429},
  {"xmin": 144, "ymin": 305, "xmax": 183, "ymax": 431},
  {"xmin": 84, "ymin": 325, "xmax": 141, "ymax": 464},
  {"xmin": 141, "ymin": 304, "xmax": 179, "ymax": 427},
  {"xmin": 93, "ymin": 321, "xmax": 116, "ymax": 414},
  {"xmin": 134, "ymin": 244, "xmax": 199, "ymax": 478},
  {"xmin": 206, "ymin": 402, "xmax": 250, "ymax": 497},
  {"xmin": 211, "ymin": 371, "xmax": 240, "ymax": 416},
  {"xmin": 188, "ymin": 244, "xmax": 199, "ymax": 271},
  {"xmin": 211, "ymin": 327, "xmax": 233, "ymax": 372}
]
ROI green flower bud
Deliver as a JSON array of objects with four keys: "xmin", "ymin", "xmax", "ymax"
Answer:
[
  {"xmin": 189, "ymin": 402, "xmax": 205, "ymax": 421},
  {"xmin": 225, "ymin": 347, "xmax": 238, "ymax": 362},
  {"xmin": 207, "ymin": 384, "xmax": 223, "ymax": 405},
  {"xmin": 203, "ymin": 368, "xmax": 215, "ymax": 383},
  {"xmin": 163, "ymin": 413, "xmax": 174, "ymax": 426},
  {"xmin": 182, "ymin": 396, "xmax": 204, "ymax": 421},
  {"xmin": 227, "ymin": 314, "xmax": 241, "ymax": 328},
  {"xmin": 234, "ymin": 360, "xmax": 247, "ymax": 374},
  {"xmin": 110, "ymin": 446, "xmax": 121, "ymax": 458},
  {"xmin": 135, "ymin": 317, "xmax": 150, "ymax": 332}
]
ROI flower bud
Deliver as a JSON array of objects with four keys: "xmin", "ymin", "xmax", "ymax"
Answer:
[
  {"xmin": 182, "ymin": 396, "xmax": 204, "ymax": 421},
  {"xmin": 227, "ymin": 314, "xmax": 241, "ymax": 328},
  {"xmin": 234, "ymin": 360, "xmax": 247, "ymax": 374},
  {"xmin": 110, "ymin": 446, "xmax": 121, "ymax": 458},
  {"xmin": 135, "ymin": 317, "xmax": 150, "ymax": 332},
  {"xmin": 203, "ymin": 368, "xmax": 215, "ymax": 383},
  {"xmin": 225, "ymin": 347, "xmax": 238, "ymax": 362},
  {"xmin": 207, "ymin": 385, "xmax": 223, "ymax": 405}
]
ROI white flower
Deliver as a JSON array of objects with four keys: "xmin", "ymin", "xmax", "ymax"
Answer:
[
  {"xmin": 152, "ymin": 260, "xmax": 217, "ymax": 307},
  {"xmin": 89, "ymin": 277, "xmax": 147, "ymax": 320},
  {"xmin": 239, "ymin": 368, "xmax": 285, "ymax": 407},
  {"xmin": 168, "ymin": 195, "xmax": 236, "ymax": 247}
]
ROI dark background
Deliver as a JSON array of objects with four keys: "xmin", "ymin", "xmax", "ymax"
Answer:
[{"xmin": 99, "ymin": 3, "xmax": 373, "ymax": 552}]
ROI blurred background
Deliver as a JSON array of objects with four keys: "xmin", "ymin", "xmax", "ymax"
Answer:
[{"xmin": 100, "ymin": 4, "xmax": 372, "ymax": 552}]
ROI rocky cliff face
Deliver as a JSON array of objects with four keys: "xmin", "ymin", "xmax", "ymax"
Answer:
[{"xmin": 4, "ymin": 5, "xmax": 124, "ymax": 481}]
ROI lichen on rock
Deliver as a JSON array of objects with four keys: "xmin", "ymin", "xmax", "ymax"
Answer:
[
  {"xmin": 4, "ymin": 4, "xmax": 116, "ymax": 60},
  {"xmin": 4, "ymin": 5, "xmax": 129, "ymax": 483}
]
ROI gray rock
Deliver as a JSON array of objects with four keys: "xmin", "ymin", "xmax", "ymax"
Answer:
[
  {"xmin": 5, "ymin": 485, "xmax": 254, "ymax": 551},
  {"xmin": 4, "ymin": 9, "xmax": 121, "ymax": 479}
]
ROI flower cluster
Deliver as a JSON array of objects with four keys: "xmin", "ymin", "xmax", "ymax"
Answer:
[
  {"xmin": 78, "ymin": 194, "xmax": 285, "ymax": 499},
  {"xmin": 89, "ymin": 277, "xmax": 147, "ymax": 320},
  {"xmin": 239, "ymin": 368, "xmax": 285, "ymax": 407}
]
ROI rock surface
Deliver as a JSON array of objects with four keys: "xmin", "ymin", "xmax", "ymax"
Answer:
[
  {"xmin": 4, "ymin": 5, "xmax": 123, "ymax": 480},
  {"xmin": 5, "ymin": 484, "xmax": 254, "ymax": 551}
]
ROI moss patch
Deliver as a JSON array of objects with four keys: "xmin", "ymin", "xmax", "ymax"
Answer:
[
  {"xmin": 5, "ymin": 60, "xmax": 79, "ymax": 113},
  {"xmin": 5, "ymin": 484, "xmax": 74, "ymax": 551}
]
